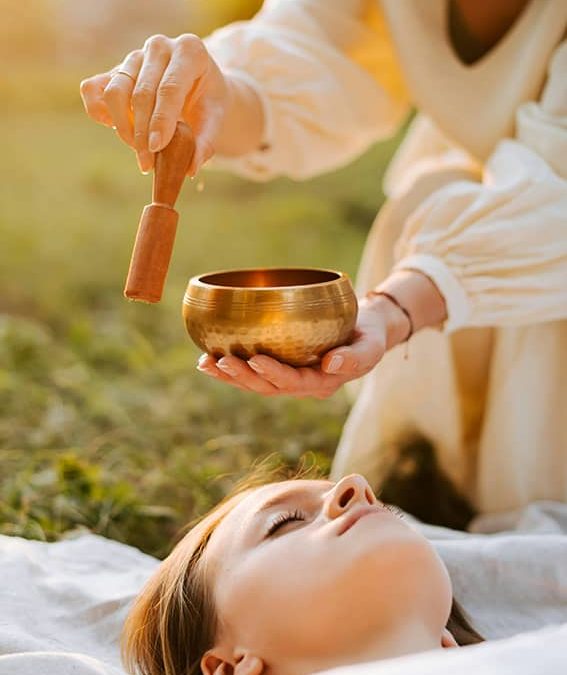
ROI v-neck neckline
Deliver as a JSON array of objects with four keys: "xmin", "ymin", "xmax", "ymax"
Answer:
[
  {"xmin": 446, "ymin": 0, "xmax": 535, "ymax": 69},
  {"xmin": 438, "ymin": 0, "xmax": 541, "ymax": 75},
  {"xmin": 380, "ymin": 0, "xmax": 567, "ymax": 159}
]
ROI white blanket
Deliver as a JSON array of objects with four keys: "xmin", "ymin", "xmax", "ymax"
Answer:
[
  {"xmin": 1, "ymin": 502, "xmax": 567, "ymax": 675},
  {"xmin": 0, "ymin": 534, "xmax": 156, "ymax": 674}
]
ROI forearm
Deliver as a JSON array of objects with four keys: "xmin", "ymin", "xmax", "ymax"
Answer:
[
  {"xmin": 214, "ymin": 75, "xmax": 265, "ymax": 157},
  {"xmin": 367, "ymin": 269, "xmax": 448, "ymax": 350}
]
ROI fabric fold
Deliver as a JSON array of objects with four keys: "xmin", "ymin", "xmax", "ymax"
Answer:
[
  {"xmin": 204, "ymin": 0, "xmax": 409, "ymax": 180},
  {"xmin": 394, "ymin": 140, "xmax": 567, "ymax": 331}
]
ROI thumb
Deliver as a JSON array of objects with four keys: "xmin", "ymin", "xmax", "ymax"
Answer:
[
  {"xmin": 188, "ymin": 104, "xmax": 224, "ymax": 176},
  {"xmin": 321, "ymin": 334, "xmax": 385, "ymax": 376},
  {"xmin": 189, "ymin": 136, "xmax": 215, "ymax": 177}
]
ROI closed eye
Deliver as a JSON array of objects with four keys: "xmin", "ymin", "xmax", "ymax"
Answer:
[{"xmin": 265, "ymin": 509, "xmax": 306, "ymax": 538}]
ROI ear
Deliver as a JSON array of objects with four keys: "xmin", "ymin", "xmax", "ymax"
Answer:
[
  {"xmin": 201, "ymin": 651, "xmax": 229, "ymax": 675},
  {"xmin": 441, "ymin": 628, "xmax": 458, "ymax": 648},
  {"xmin": 235, "ymin": 654, "xmax": 265, "ymax": 674},
  {"xmin": 201, "ymin": 651, "xmax": 265, "ymax": 675}
]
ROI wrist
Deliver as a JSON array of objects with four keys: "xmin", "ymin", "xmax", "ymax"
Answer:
[
  {"xmin": 362, "ymin": 294, "xmax": 411, "ymax": 351},
  {"xmin": 374, "ymin": 269, "xmax": 447, "ymax": 338}
]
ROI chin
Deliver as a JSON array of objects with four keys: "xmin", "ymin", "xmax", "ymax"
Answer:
[{"xmin": 344, "ymin": 526, "xmax": 445, "ymax": 593}]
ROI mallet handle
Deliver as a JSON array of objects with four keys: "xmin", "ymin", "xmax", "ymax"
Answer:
[{"xmin": 124, "ymin": 122, "xmax": 195, "ymax": 303}]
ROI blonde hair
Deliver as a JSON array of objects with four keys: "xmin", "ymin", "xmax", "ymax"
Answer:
[{"xmin": 121, "ymin": 460, "xmax": 324, "ymax": 674}]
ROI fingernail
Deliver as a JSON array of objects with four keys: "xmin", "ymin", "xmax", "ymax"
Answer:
[
  {"xmin": 217, "ymin": 361, "xmax": 237, "ymax": 377},
  {"xmin": 326, "ymin": 355, "xmax": 344, "ymax": 373},
  {"xmin": 149, "ymin": 131, "xmax": 161, "ymax": 153},
  {"xmin": 188, "ymin": 155, "xmax": 202, "ymax": 179},
  {"xmin": 137, "ymin": 153, "xmax": 150, "ymax": 175},
  {"xmin": 248, "ymin": 359, "xmax": 264, "ymax": 374}
]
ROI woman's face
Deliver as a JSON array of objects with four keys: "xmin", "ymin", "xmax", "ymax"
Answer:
[{"xmin": 203, "ymin": 474, "xmax": 453, "ymax": 674}]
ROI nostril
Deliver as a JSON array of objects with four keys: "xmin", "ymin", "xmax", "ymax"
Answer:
[
  {"xmin": 339, "ymin": 487, "xmax": 355, "ymax": 508},
  {"xmin": 365, "ymin": 488, "xmax": 374, "ymax": 503}
]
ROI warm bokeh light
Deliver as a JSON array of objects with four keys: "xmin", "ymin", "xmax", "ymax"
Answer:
[{"xmin": 0, "ymin": 0, "xmax": 262, "ymax": 70}]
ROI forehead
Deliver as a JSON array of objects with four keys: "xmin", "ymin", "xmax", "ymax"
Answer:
[{"xmin": 207, "ymin": 479, "xmax": 333, "ymax": 559}]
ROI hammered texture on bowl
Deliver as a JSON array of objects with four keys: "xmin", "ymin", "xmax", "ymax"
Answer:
[{"xmin": 182, "ymin": 268, "xmax": 358, "ymax": 367}]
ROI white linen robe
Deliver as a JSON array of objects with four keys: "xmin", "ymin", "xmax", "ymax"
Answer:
[{"xmin": 204, "ymin": 0, "xmax": 567, "ymax": 513}]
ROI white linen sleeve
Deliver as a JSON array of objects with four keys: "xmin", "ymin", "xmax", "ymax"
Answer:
[
  {"xmin": 203, "ymin": 0, "xmax": 409, "ymax": 181},
  {"xmin": 393, "ymin": 42, "xmax": 567, "ymax": 333}
]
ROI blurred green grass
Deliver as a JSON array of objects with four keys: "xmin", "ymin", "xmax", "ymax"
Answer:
[{"xmin": 0, "ymin": 72, "xmax": 405, "ymax": 558}]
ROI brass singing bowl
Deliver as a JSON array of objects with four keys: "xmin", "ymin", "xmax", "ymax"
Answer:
[{"xmin": 182, "ymin": 267, "xmax": 358, "ymax": 367}]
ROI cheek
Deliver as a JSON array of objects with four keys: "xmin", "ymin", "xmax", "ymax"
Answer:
[
  {"xmin": 217, "ymin": 537, "xmax": 367, "ymax": 659},
  {"xmin": 216, "ymin": 520, "xmax": 451, "ymax": 658},
  {"xmin": 342, "ymin": 518, "xmax": 453, "ymax": 627}
]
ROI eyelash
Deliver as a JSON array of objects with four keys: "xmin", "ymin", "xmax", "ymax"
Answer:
[
  {"xmin": 264, "ymin": 503, "xmax": 403, "ymax": 538},
  {"xmin": 383, "ymin": 503, "xmax": 404, "ymax": 519},
  {"xmin": 266, "ymin": 509, "xmax": 306, "ymax": 537}
]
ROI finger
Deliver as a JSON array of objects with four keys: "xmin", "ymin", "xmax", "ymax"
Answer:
[
  {"xmin": 197, "ymin": 354, "xmax": 252, "ymax": 393},
  {"xmin": 148, "ymin": 34, "xmax": 209, "ymax": 154},
  {"xmin": 321, "ymin": 332, "xmax": 384, "ymax": 376},
  {"xmin": 80, "ymin": 73, "xmax": 114, "ymax": 126},
  {"xmin": 102, "ymin": 50, "xmax": 143, "ymax": 146},
  {"xmin": 132, "ymin": 35, "xmax": 172, "ymax": 173},
  {"xmin": 216, "ymin": 356, "xmax": 280, "ymax": 396},
  {"xmin": 247, "ymin": 355, "xmax": 340, "ymax": 396}
]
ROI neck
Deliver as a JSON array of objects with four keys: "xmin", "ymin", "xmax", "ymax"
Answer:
[{"xmin": 277, "ymin": 620, "xmax": 443, "ymax": 675}]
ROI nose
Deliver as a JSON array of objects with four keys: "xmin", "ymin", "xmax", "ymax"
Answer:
[{"xmin": 324, "ymin": 474, "xmax": 377, "ymax": 520}]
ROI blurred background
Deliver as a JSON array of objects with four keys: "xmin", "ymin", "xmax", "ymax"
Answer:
[{"xmin": 0, "ymin": 0, "xmax": 405, "ymax": 557}]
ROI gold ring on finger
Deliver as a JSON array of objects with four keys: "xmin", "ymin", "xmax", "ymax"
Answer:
[{"xmin": 114, "ymin": 70, "xmax": 137, "ymax": 84}]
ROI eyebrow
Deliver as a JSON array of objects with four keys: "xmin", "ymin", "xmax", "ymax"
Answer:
[{"xmin": 253, "ymin": 481, "xmax": 334, "ymax": 519}]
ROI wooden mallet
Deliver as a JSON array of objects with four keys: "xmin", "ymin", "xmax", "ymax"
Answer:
[{"xmin": 124, "ymin": 121, "xmax": 196, "ymax": 303}]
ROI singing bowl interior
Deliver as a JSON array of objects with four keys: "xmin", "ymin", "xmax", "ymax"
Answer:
[
  {"xmin": 196, "ymin": 268, "xmax": 341, "ymax": 288},
  {"xmin": 182, "ymin": 267, "xmax": 358, "ymax": 367}
]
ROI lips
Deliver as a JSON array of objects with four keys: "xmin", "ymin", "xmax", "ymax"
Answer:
[{"xmin": 337, "ymin": 505, "xmax": 384, "ymax": 536}]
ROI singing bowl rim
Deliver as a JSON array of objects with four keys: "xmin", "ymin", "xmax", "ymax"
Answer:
[{"xmin": 186, "ymin": 266, "xmax": 349, "ymax": 292}]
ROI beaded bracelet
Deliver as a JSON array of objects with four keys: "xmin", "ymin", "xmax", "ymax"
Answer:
[{"xmin": 366, "ymin": 289, "xmax": 414, "ymax": 345}]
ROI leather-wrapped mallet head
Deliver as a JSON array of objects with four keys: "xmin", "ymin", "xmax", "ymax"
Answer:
[{"xmin": 124, "ymin": 122, "xmax": 195, "ymax": 303}]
